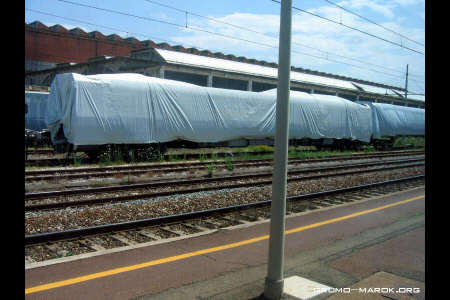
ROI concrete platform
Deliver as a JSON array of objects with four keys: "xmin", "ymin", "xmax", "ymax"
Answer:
[
  {"xmin": 325, "ymin": 271, "xmax": 425, "ymax": 300},
  {"xmin": 25, "ymin": 187, "xmax": 425, "ymax": 300},
  {"xmin": 283, "ymin": 276, "xmax": 332, "ymax": 299}
]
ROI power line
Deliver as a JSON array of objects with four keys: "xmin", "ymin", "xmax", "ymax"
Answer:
[
  {"xmin": 141, "ymin": 0, "xmax": 265, "ymax": 36},
  {"xmin": 52, "ymin": 0, "xmax": 284, "ymax": 51},
  {"xmin": 29, "ymin": 1, "xmax": 421, "ymax": 89},
  {"xmin": 322, "ymin": 0, "xmax": 425, "ymax": 47},
  {"xmin": 271, "ymin": 0, "xmax": 424, "ymax": 55},
  {"xmin": 140, "ymin": 0, "xmax": 423, "ymax": 80},
  {"xmin": 52, "ymin": 0, "xmax": 415, "ymax": 84}
]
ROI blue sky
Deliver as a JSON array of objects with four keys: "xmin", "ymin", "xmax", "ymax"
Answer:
[{"xmin": 25, "ymin": 0, "xmax": 425, "ymax": 94}]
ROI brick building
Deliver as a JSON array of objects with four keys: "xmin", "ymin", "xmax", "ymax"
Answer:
[{"xmin": 25, "ymin": 21, "xmax": 151, "ymax": 72}]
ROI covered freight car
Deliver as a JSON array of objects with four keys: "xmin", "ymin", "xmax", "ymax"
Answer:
[
  {"xmin": 357, "ymin": 101, "xmax": 425, "ymax": 150},
  {"xmin": 263, "ymin": 89, "xmax": 373, "ymax": 150},
  {"xmin": 25, "ymin": 91, "xmax": 49, "ymax": 131},
  {"xmin": 45, "ymin": 73, "xmax": 373, "ymax": 157},
  {"xmin": 25, "ymin": 91, "xmax": 51, "ymax": 147}
]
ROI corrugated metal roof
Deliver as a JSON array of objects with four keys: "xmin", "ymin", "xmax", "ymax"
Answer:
[{"xmin": 155, "ymin": 49, "xmax": 358, "ymax": 91}]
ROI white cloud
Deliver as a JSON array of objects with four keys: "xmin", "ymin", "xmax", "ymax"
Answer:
[
  {"xmin": 170, "ymin": 5, "xmax": 424, "ymax": 91},
  {"xmin": 337, "ymin": 0, "xmax": 396, "ymax": 18}
]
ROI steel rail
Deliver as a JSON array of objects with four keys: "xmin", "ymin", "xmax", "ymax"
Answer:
[
  {"xmin": 25, "ymin": 149, "xmax": 423, "ymax": 169},
  {"xmin": 24, "ymin": 175, "xmax": 425, "ymax": 245},
  {"xmin": 25, "ymin": 157, "xmax": 424, "ymax": 200},
  {"xmin": 25, "ymin": 151, "xmax": 424, "ymax": 181},
  {"xmin": 25, "ymin": 150, "xmax": 273, "ymax": 167},
  {"xmin": 25, "ymin": 159, "xmax": 424, "ymax": 211},
  {"xmin": 25, "ymin": 149, "xmax": 55, "ymax": 155}
]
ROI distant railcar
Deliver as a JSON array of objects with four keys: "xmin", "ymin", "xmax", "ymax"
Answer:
[
  {"xmin": 25, "ymin": 91, "xmax": 49, "ymax": 131},
  {"xmin": 25, "ymin": 91, "xmax": 51, "ymax": 147},
  {"xmin": 357, "ymin": 101, "xmax": 425, "ymax": 150}
]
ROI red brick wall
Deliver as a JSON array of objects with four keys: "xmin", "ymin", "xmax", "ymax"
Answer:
[{"xmin": 25, "ymin": 26, "xmax": 143, "ymax": 64}]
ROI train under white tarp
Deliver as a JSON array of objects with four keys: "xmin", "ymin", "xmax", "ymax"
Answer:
[
  {"xmin": 357, "ymin": 101, "xmax": 425, "ymax": 138},
  {"xmin": 25, "ymin": 91, "xmax": 49, "ymax": 131},
  {"xmin": 262, "ymin": 89, "xmax": 373, "ymax": 143},
  {"xmin": 45, "ymin": 73, "xmax": 373, "ymax": 146}
]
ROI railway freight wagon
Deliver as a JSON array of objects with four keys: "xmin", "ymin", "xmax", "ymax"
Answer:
[
  {"xmin": 25, "ymin": 91, "xmax": 49, "ymax": 131},
  {"xmin": 357, "ymin": 101, "xmax": 425, "ymax": 150},
  {"xmin": 45, "ymin": 73, "xmax": 373, "ymax": 159},
  {"xmin": 262, "ymin": 89, "xmax": 374, "ymax": 150},
  {"xmin": 25, "ymin": 91, "xmax": 51, "ymax": 147}
]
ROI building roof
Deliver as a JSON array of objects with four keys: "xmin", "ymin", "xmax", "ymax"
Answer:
[
  {"xmin": 25, "ymin": 21, "xmax": 407, "ymax": 91},
  {"xmin": 154, "ymin": 48, "xmax": 358, "ymax": 91}
]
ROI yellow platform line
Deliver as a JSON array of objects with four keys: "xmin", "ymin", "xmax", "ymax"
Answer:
[{"xmin": 25, "ymin": 194, "xmax": 424, "ymax": 295}]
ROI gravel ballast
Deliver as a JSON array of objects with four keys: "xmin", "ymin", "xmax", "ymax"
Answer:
[{"xmin": 25, "ymin": 166, "xmax": 424, "ymax": 235}]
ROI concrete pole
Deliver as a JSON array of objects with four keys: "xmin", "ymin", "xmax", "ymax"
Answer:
[{"xmin": 264, "ymin": 0, "xmax": 292, "ymax": 299}]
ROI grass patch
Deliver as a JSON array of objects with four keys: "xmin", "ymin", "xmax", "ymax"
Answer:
[
  {"xmin": 394, "ymin": 136, "xmax": 425, "ymax": 148},
  {"xmin": 199, "ymin": 153, "xmax": 208, "ymax": 162},
  {"xmin": 73, "ymin": 156, "xmax": 82, "ymax": 167},
  {"xmin": 205, "ymin": 163, "xmax": 217, "ymax": 178},
  {"xmin": 245, "ymin": 145, "xmax": 274, "ymax": 153},
  {"xmin": 225, "ymin": 157, "xmax": 234, "ymax": 171}
]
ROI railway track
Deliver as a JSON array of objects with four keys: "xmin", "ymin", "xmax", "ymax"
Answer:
[
  {"xmin": 25, "ymin": 149, "xmax": 56, "ymax": 155},
  {"xmin": 24, "ymin": 150, "xmax": 274, "ymax": 167},
  {"xmin": 25, "ymin": 150, "xmax": 424, "ymax": 182},
  {"xmin": 24, "ymin": 149, "xmax": 422, "ymax": 168},
  {"xmin": 25, "ymin": 174, "xmax": 424, "ymax": 265},
  {"xmin": 25, "ymin": 157, "xmax": 424, "ymax": 211}
]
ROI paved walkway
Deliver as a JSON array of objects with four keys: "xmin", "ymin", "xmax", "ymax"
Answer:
[{"xmin": 25, "ymin": 187, "xmax": 425, "ymax": 300}]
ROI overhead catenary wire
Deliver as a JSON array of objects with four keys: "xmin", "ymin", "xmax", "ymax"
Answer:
[
  {"xmin": 141, "ymin": 0, "xmax": 265, "ymax": 35},
  {"xmin": 322, "ymin": 0, "xmax": 425, "ymax": 47},
  {"xmin": 26, "ymin": 1, "xmax": 424, "ymax": 91},
  {"xmin": 48, "ymin": 0, "xmax": 420, "ymax": 87},
  {"xmin": 271, "ymin": 0, "xmax": 424, "ymax": 55},
  {"xmin": 140, "ymin": 0, "xmax": 424, "ymax": 80}
]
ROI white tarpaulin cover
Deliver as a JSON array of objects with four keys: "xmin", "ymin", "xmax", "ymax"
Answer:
[
  {"xmin": 262, "ymin": 89, "xmax": 373, "ymax": 142},
  {"xmin": 46, "ymin": 73, "xmax": 373, "ymax": 146},
  {"xmin": 357, "ymin": 101, "xmax": 425, "ymax": 138},
  {"xmin": 25, "ymin": 91, "xmax": 49, "ymax": 131}
]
